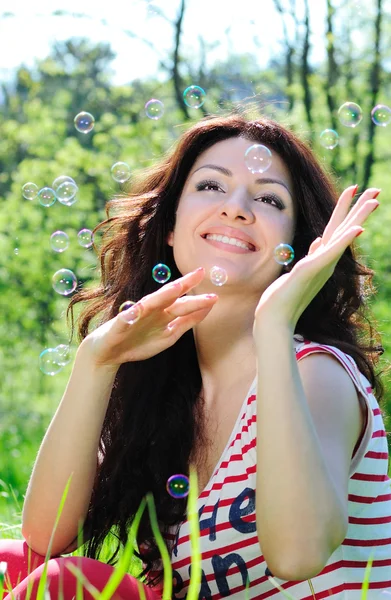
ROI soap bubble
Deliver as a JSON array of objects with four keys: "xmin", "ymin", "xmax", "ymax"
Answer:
[
  {"xmin": 244, "ymin": 144, "xmax": 272, "ymax": 173},
  {"xmin": 52, "ymin": 175, "xmax": 77, "ymax": 191},
  {"xmin": 38, "ymin": 187, "xmax": 57, "ymax": 207},
  {"xmin": 145, "ymin": 99, "xmax": 164, "ymax": 120},
  {"xmin": 111, "ymin": 162, "xmax": 131, "ymax": 183},
  {"xmin": 273, "ymin": 243, "xmax": 295, "ymax": 266},
  {"xmin": 56, "ymin": 181, "xmax": 78, "ymax": 204},
  {"xmin": 39, "ymin": 348, "xmax": 63, "ymax": 376},
  {"xmin": 52, "ymin": 269, "xmax": 77, "ymax": 295},
  {"xmin": 55, "ymin": 344, "xmax": 72, "ymax": 366},
  {"xmin": 371, "ymin": 104, "xmax": 391, "ymax": 127},
  {"xmin": 77, "ymin": 228, "xmax": 93, "ymax": 248},
  {"xmin": 338, "ymin": 102, "xmax": 363, "ymax": 127},
  {"xmin": 320, "ymin": 129, "xmax": 339, "ymax": 149},
  {"xmin": 183, "ymin": 85, "xmax": 206, "ymax": 109},
  {"xmin": 210, "ymin": 265, "xmax": 228, "ymax": 286},
  {"xmin": 166, "ymin": 474, "xmax": 190, "ymax": 498},
  {"xmin": 74, "ymin": 111, "xmax": 95, "ymax": 133},
  {"xmin": 152, "ymin": 263, "xmax": 171, "ymax": 284},
  {"xmin": 119, "ymin": 300, "xmax": 142, "ymax": 324},
  {"xmin": 22, "ymin": 182, "xmax": 38, "ymax": 200},
  {"xmin": 50, "ymin": 231, "xmax": 69, "ymax": 253}
]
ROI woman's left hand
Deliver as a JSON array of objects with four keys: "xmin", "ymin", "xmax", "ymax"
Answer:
[{"xmin": 253, "ymin": 185, "xmax": 381, "ymax": 334}]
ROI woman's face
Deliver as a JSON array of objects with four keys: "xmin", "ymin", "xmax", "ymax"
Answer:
[{"xmin": 167, "ymin": 136, "xmax": 297, "ymax": 295}]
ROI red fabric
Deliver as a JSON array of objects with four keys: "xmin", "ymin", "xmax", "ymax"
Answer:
[{"xmin": 0, "ymin": 539, "xmax": 161, "ymax": 600}]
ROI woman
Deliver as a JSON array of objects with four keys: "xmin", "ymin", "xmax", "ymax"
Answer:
[{"xmin": 1, "ymin": 114, "xmax": 390, "ymax": 599}]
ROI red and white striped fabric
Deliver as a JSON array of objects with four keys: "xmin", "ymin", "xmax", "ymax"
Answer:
[{"xmin": 153, "ymin": 336, "xmax": 391, "ymax": 599}]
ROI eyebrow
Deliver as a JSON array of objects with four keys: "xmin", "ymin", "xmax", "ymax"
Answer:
[{"xmin": 191, "ymin": 164, "xmax": 292, "ymax": 196}]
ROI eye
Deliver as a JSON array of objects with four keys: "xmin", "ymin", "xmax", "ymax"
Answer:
[
  {"xmin": 195, "ymin": 179, "xmax": 224, "ymax": 192},
  {"xmin": 255, "ymin": 193, "xmax": 284, "ymax": 210}
]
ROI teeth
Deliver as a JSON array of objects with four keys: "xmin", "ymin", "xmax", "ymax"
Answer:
[{"xmin": 205, "ymin": 233, "xmax": 252, "ymax": 250}]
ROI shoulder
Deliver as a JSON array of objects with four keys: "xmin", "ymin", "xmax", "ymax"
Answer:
[{"xmin": 293, "ymin": 338, "xmax": 365, "ymax": 497}]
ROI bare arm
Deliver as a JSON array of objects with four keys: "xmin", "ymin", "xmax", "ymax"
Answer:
[{"xmin": 22, "ymin": 340, "xmax": 118, "ymax": 557}]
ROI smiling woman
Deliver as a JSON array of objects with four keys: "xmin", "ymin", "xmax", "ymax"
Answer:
[{"xmin": 2, "ymin": 114, "xmax": 390, "ymax": 599}]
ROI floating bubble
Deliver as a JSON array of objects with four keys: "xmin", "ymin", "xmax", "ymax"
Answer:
[
  {"xmin": 77, "ymin": 228, "xmax": 93, "ymax": 248},
  {"xmin": 320, "ymin": 129, "xmax": 339, "ymax": 150},
  {"xmin": 14, "ymin": 248, "xmax": 19, "ymax": 255},
  {"xmin": 371, "ymin": 104, "xmax": 391, "ymax": 127},
  {"xmin": 166, "ymin": 474, "xmax": 190, "ymax": 499},
  {"xmin": 52, "ymin": 269, "xmax": 77, "ymax": 295},
  {"xmin": 152, "ymin": 263, "xmax": 171, "ymax": 284},
  {"xmin": 22, "ymin": 182, "xmax": 38, "ymax": 200},
  {"xmin": 52, "ymin": 175, "xmax": 77, "ymax": 192},
  {"xmin": 273, "ymin": 243, "xmax": 295, "ymax": 266},
  {"xmin": 111, "ymin": 162, "xmax": 131, "ymax": 183},
  {"xmin": 183, "ymin": 85, "xmax": 206, "ymax": 109},
  {"xmin": 244, "ymin": 144, "xmax": 272, "ymax": 174},
  {"xmin": 118, "ymin": 300, "xmax": 142, "ymax": 324},
  {"xmin": 38, "ymin": 187, "xmax": 57, "ymax": 207},
  {"xmin": 39, "ymin": 348, "xmax": 63, "ymax": 376},
  {"xmin": 56, "ymin": 181, "xmax": 78, "ymax": 203},
  {"xmin": 74, "ymin": 111, "xmax": 95, "ymax": 133},
  {"xmin": 210, "ymin": 265, "xmax": 228, "ymax": 286},
  {"xmin": 145, "ymin": 99, "xmax": 164, "ymax": 120},
  {"xmin": 50, "ymin": 231, "xmax": 69, "ymax": 253},
  {"xmin": 338, "ymin": 102, "xmax": 363, "ymax": 127},
  {"xmin": 55, "ymin": 344, "xmax": 72, "ymax": 366}
]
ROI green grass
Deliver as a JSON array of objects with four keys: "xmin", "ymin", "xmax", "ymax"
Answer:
[{"xmin": 0, "ymin": 468, "xmax": 390, "ymax": 599}]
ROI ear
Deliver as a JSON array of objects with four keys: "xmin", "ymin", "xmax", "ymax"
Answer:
[{"xmin": 167, "ymin": 231, "xmax": 174, "ymax": 246}]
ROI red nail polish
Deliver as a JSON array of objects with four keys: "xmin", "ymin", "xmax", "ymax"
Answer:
[
  {"xmin": 355, "ymin": 229, "xmax": 364, "ymax": 237},
  {"xmin": 373, "ymin": 190, "xmax": 381, "ymax": 199},
  {"xmin": 352, "ymin": 184, "xmax": 359, "ymax": 197}
]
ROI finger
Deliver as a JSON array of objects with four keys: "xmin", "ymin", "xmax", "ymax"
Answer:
[
  {"xmin": 321, "ymin": 185, "xmax": 358, "ymax": 244},
  {"xmin": 164, "ymin": 294, "xmax": 218, "ymax": 320},
  {"xmin": 165, "ymin": 305, "xmax": 216, "ymax": 341},
  {"xmin": 322, "ymin": 188, "xmax": 380, "ymax": 243},
  {"xmin": 142, "ymin": 267, "xmax": 206, "ymax": 313},
  {"xmin": 334, "ymin": 189, "xmax": 380, "ymax": 240},
  {"xmin": 332, "ymin": 194, "xmax": 379, "ymax": 240}
]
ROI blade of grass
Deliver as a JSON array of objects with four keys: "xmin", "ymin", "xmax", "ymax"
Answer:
[
  {"xmin": 35, "ymin": 474, "xmax": 73, "ymax": 600},
  {"xmin": 64, "ymin": 564, "xmax": 101, "ymax": 600},
  {"xmin": 98, "ymin": 497, "xmax": 147, "ymax": 600},
  {"xmin": 0, "ymin": 561, "xmax": 7, "ymax": 600},
  {"xmin": 145, "ymin": 493, "xmax": 173, "ymax": 600},
  {"xmin": 360, "ymin": 552, "xmax": 375, "ymax": 600},
  {"xmin": 265, "ymin": 573, "xmax": 297, "ymax": 600},
  {"xmin": 75, "ymin": 519, "xmax": 85, "ymax": 600},
  {"xmin": 245, "ymin": 574, "xmax": 250, "ymax": 599},
  {"xmin": 137, "ymin": 579, "xmax": 147, "ymax": 600},
  {"xmin": 186, "ymin": 466, "xmax": 201, "ymax": 600}
]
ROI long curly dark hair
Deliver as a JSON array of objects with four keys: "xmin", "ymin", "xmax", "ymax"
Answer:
[{"xmin": 66, "ymin": 114, "xmax": 385, "ymax": 587}]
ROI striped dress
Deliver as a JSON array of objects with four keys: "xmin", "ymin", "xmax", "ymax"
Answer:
[{"xmin": 153, "ymin": 336, "xmax": 391, "ymax": 598}]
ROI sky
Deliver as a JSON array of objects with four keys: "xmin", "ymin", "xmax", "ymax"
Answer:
[{"xmin": 0, "ymin": 0, "xmax": 330, "ymax": 85}]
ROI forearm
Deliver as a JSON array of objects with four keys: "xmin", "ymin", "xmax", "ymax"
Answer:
[
  {"xmin": 22, "ymin": 340, "xmax": 118, "ymax": 556},
  {"xmin": 254, "ymin": 322, "xmax": 345, "ymax": 579}
]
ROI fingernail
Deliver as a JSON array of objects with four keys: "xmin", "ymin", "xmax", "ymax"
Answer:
[
  {"xmin": 352, "ymin": 184, "xmax": 359, "ymax": 197},
  {"xmin": 373, "ymin": 189, "xmax": 382, "ymax": 199},
  {"xmin": 355, "ymin": 228, "xmax": 365, "ymax": 237},
  {"xmin": 196, "ymin": 267, "xmax": 204, "ymax": 273},
  {"xmin": 206, "ymin": 294, "xmax": 217, "ymax": 299},
  {"xmin": 373, "ymin": 202, "xmax": 380, "ymax": 211}
]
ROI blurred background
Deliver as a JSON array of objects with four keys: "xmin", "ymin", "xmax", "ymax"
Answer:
[{"xmin": 1, "ymin": 0, "xmax": 390, "ymax": 533}]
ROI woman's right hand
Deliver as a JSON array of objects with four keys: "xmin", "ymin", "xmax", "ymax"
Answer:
[{"xmin": 82, "ymin": 267, "xmax": 218, "ymax": 370}]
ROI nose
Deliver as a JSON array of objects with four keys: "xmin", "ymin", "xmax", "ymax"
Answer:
[{"xmin": 219, "ymin": 187, "xmax": 255, "ymax": 222}]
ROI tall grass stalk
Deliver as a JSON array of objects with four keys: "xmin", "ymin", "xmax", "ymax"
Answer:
[
  {"xmin": 35, "ymin": 474, "xmax": 73, "ymax": 600},
  {"xmin": 146, "ymin": 493, "xmax": 172, "ymax": 600},
  {"xmin": 186, "ymin": 466, "xmax": 201, "ymax": 600}
]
